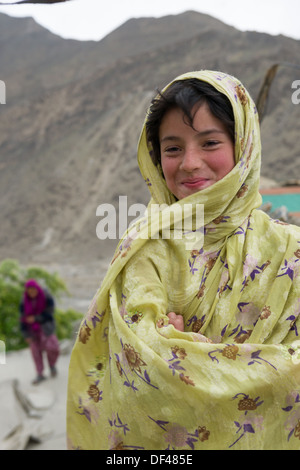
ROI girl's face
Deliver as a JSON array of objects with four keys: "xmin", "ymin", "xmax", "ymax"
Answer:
[
  {"xmin": 26, "ymin": 287, "xmax": 38, "ymax": 299},
  {"xmin": 159, "ymin": 103, "xmax": 235, "ymax": 200}
]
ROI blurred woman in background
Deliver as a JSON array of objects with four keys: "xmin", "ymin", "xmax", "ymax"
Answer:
[{"xmin": 20, "ymin": 279, "xmax": 59, "ymax": 385}]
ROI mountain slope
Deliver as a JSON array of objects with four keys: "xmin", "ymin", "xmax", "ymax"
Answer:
[{"xmin": 0, "ymin": 10, "xmax": 299, "ymax": 272}]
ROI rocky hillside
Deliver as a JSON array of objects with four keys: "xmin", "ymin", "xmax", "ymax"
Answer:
[{"xmin": 0, "ymin": 10, "xmax": 299, "ymax": 284}]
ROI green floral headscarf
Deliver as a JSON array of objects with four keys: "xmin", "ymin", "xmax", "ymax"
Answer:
[{"xmin": 67, "ymin": 71, "xmax": 300, "ymax": 450}]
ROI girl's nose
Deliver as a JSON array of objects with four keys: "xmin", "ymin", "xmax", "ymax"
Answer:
[{"xmin": 180, "ymin": 148, "xmax": 203, "ymax": 172}]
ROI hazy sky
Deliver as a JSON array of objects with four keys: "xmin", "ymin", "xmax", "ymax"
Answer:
[{"xmin": 0, "ymin": 0, "xmax": 299, "ymax": 41}]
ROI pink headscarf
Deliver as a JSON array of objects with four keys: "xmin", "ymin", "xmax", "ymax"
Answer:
[{"xmin": 23, "ymin": 279, "xmax": 46, "ymax": 332}]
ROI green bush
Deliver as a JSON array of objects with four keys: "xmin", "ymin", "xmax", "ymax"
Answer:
[
  {"xmin": 0, "ymin": 259, "xmax": 83, "ymax": 351},
  {"xmin": 55, "ymin": 307, "xmax": 83, "ymax": 341}
]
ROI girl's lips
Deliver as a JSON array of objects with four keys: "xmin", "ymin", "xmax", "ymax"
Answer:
[{"xmin": 181, "ymin": 178, "xmax": 210, "ymax": 189}]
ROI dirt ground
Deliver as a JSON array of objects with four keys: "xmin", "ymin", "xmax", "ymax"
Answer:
[{"xmin": 0, "ymin": 340, "xmax": 74, "ymax": 450}]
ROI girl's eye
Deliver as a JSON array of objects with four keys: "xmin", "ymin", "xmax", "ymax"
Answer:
[
  {"xmin": 164, "ymin": 146, "xmax": 181, "ymax": 154},
  {"xmin": 204, "ymin": 140, "xmax": 220, "ymax": 148}
]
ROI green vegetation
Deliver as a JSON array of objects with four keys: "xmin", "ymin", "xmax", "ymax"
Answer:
[{"xmin": 0, "ymin": 259, "xmax": 83, "ymax": 351}]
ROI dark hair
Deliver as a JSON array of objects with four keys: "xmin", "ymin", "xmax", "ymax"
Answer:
[{"xmin": 146, "ymin": 79, "xmax": 235, "ymax": 166}]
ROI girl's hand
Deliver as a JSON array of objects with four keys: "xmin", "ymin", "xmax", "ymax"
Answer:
[
  {"xmin": 25, "ymin": 315, "xmax": 35, "ymax": 324},
  {"xmin": 167, "ymin": 312, "xmax": 184, "ymax": 332}
]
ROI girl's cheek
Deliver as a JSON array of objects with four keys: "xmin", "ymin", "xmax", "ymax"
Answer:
[
  {"xmin": 208, "ymin": 152, "xmax": 235, "ymax": 177},
  {"xmin": 161, "ymin": 158, "xmax": 176, "ymax": 178}
]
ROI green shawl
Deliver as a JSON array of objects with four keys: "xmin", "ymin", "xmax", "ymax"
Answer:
[{"xmin": 67, "ymin": 71, "xmax": 300, "ymax": 450}]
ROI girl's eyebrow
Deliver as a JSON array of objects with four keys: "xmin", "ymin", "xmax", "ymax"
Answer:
[
  {"xmin": 160, "ymin": 128, "xmax": 225, "ymax": 143},
  {"xmin": 160, "ymin": 135, "xmax": 180, "ymax": 144}
]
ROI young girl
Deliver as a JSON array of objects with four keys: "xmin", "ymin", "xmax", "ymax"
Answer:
[{"xmin": 67, "ymin": 70, "xmax": 300, "ymax": 450}]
